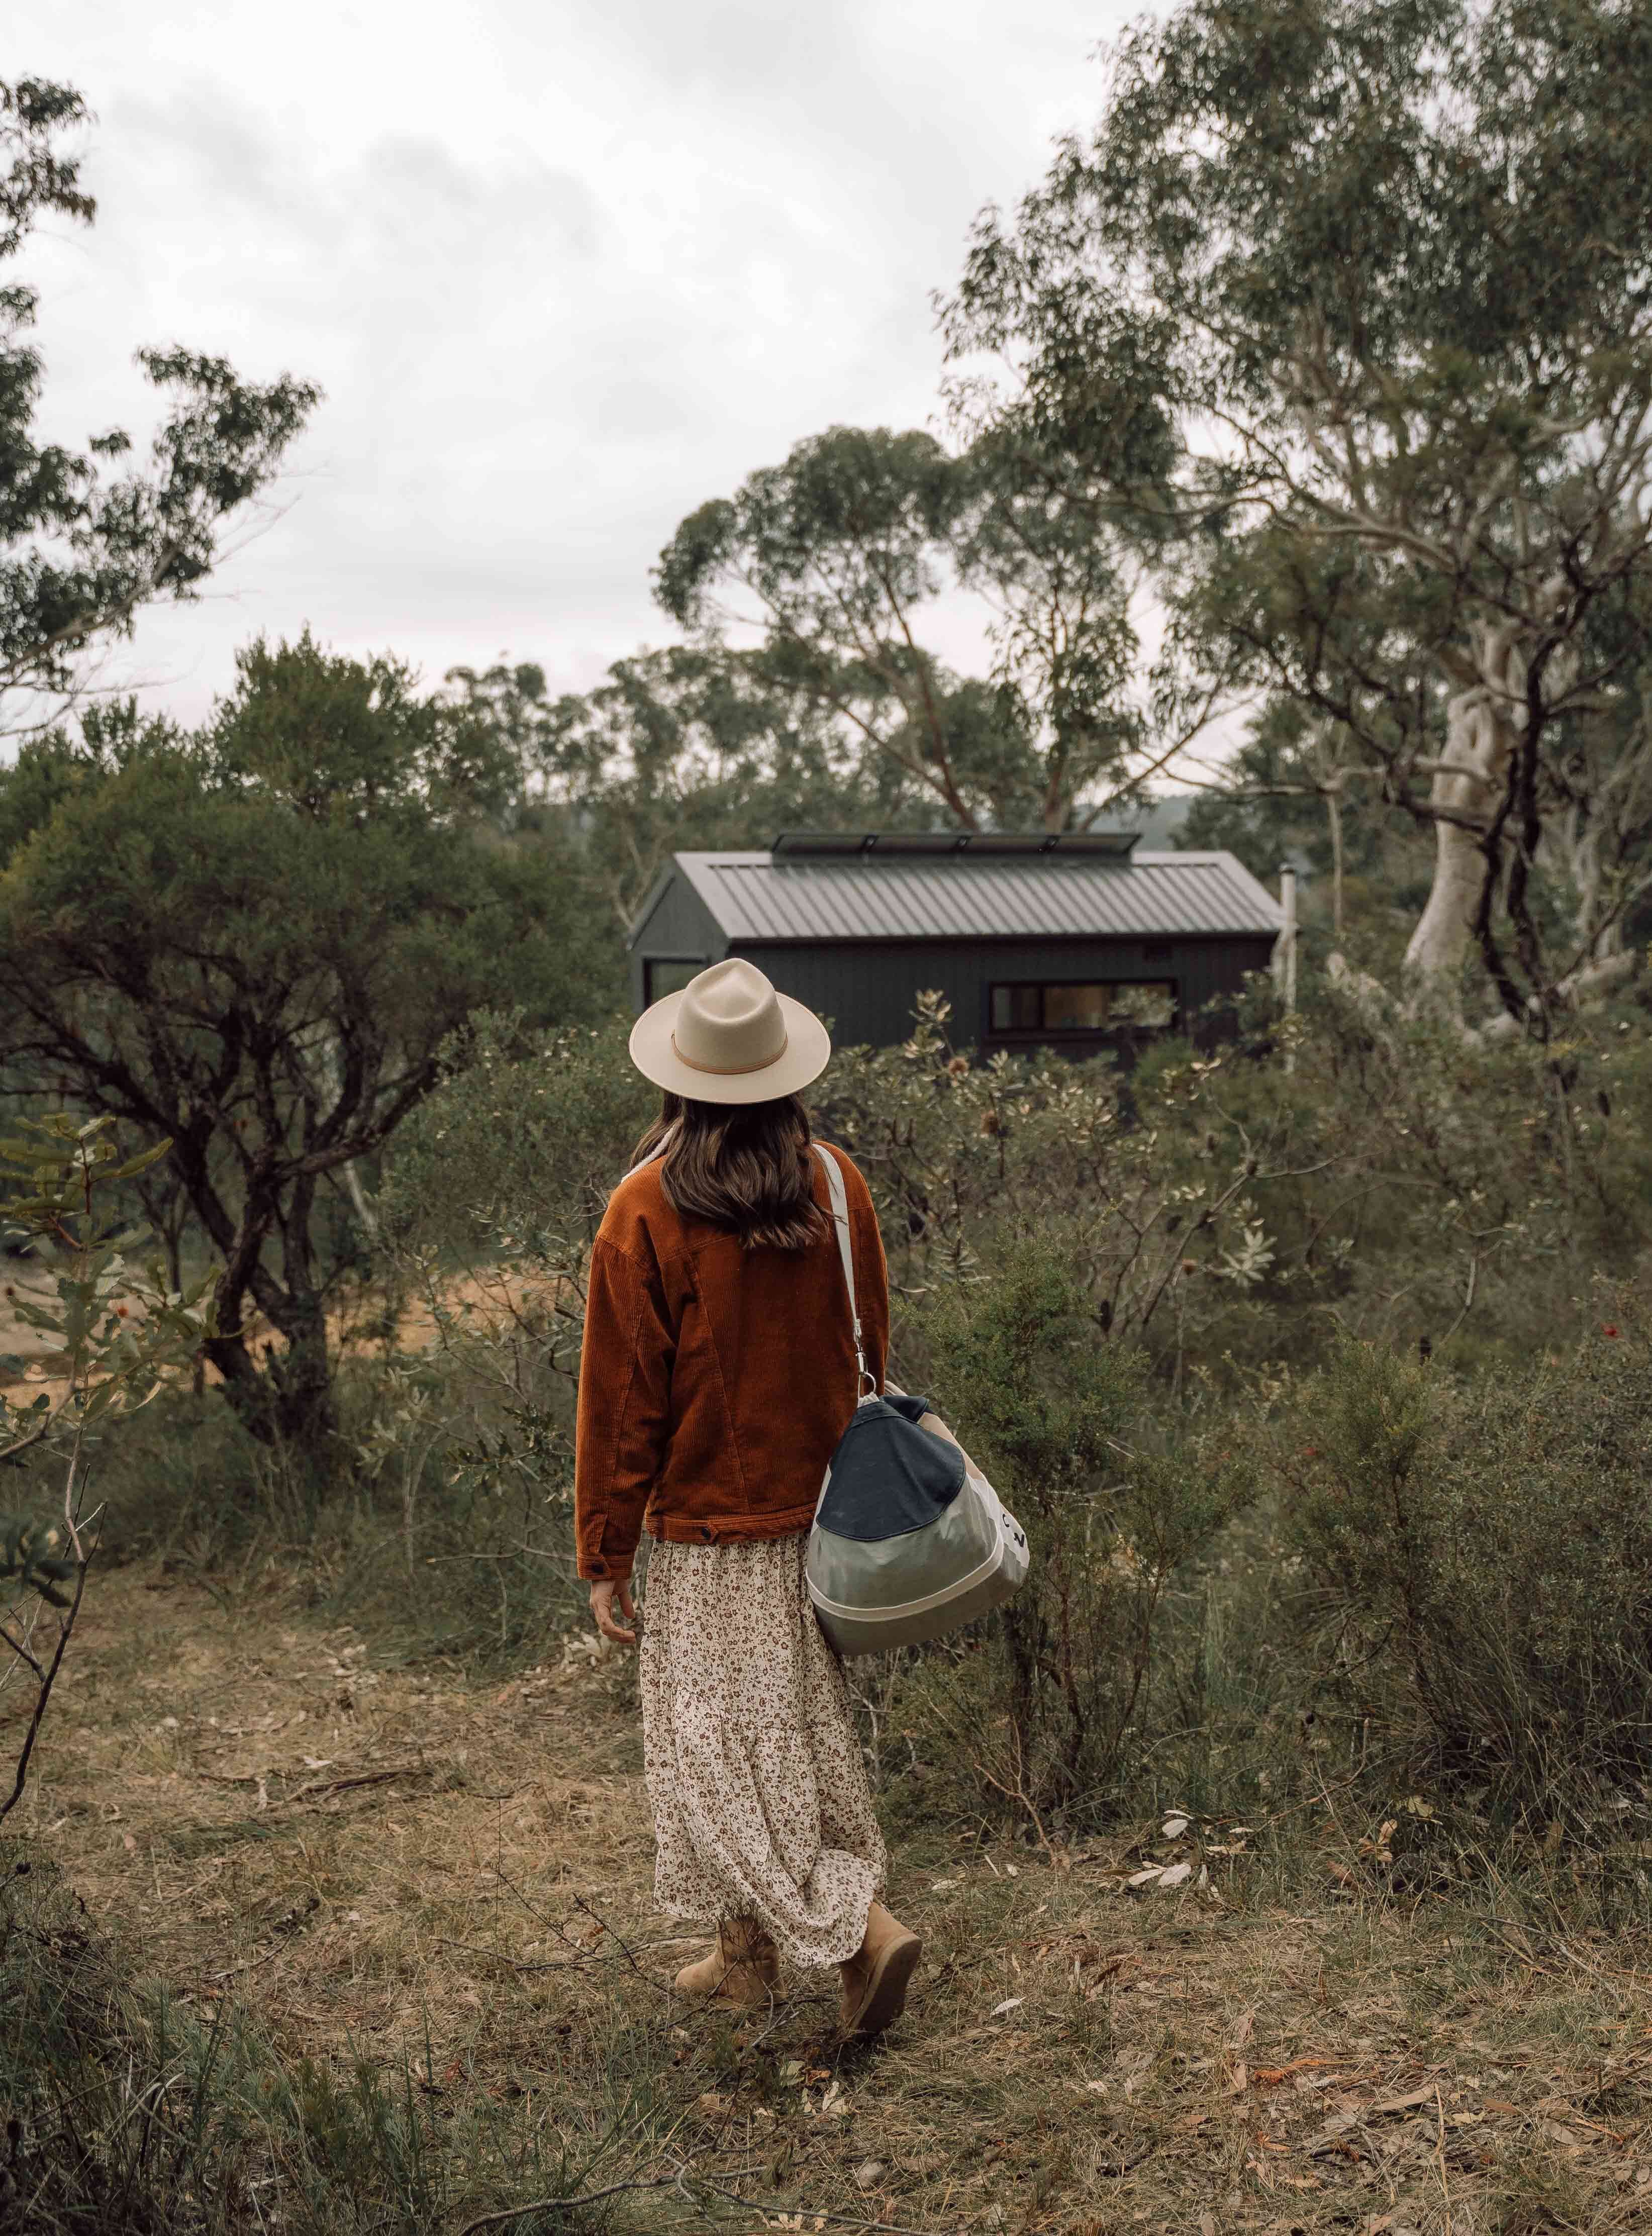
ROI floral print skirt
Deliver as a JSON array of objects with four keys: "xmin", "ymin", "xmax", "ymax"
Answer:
[{"xmin": 638, "ymin": 1532, "xmax": 886, "ymax": 1971}]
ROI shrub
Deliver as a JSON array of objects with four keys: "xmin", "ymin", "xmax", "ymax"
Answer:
[
  {"xmin": 365, "ymin": 984, "xmax": 1652, "ymax": 1788},
  {"xmin": 381, "ymin": 1009, "xmax": 652, "ymax": 1262},
  {"xmin": 0, "ymin": 1355, "xmax": 587, "ymax": 1672},
  {"xmin": 383, "ymin": 980, "xmax": 1652, "ymax": 1410},
  {"xmin": 328, "ymin": 1346, "xmax": 589, "ymax": 1664},
  {"xmin": 0, "ymin": 1849, "xmax": 592, "ymax": 2232},
  {"xmin": 0, "ymin": 1849, "xmax": 349, "ymax": 2232},
  {"xmin": 891, "ymin": 1239, "xmax": 1255, "ymax": 1836},
  {"xmin": 818, "ymin": 991, "xmax": 1317, "ymax": 1383},
  {"xmin": 1273, "ymin": 1301, "xmax": 1652, "ymax": 1817}
]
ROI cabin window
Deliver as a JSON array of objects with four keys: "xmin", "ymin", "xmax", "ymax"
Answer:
[
  {"xmin": 644, "ymin": 957, "xmax": 708, "ymax": 1004},
  {"xmin": 989, "ymin": 981, "xmax": 1177, "ymax": 1035}
]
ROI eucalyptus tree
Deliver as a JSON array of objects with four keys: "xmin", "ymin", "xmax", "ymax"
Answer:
[
  {"xmin": 938, "ymin": 0, "xmax": 1652, "ymax": 1023},
  {"xmin": 950, "ymin": 426, "xmax": 1157, "ymax": 830},
  {"xmin": 1176, "ymin": 696, "xmax": 1442, "ymax": 963},
  {"xmin": 0, "ymin": 637, "xmax": 610, "ymax": 1450},
  {"xmin": 654, "ymin": 423, "xmax": 1171, "ymax": 834},
  {"xmin": 539, "ymin": 643, "xmax": 931, "ymax": 922},
  {"xmin": 1, "ymin": 79, "xmax": 318, "ymax": 736},
  {"xmin": 440, "ymin": 659, "xmax": 564, "ymax": 832},
  {"xmin": 655, "ymin": 427, "xmax": 986, "ymax": 827},
  {"xmin": 450, "ymin": 643, "xmax": 941, "ymax": 926}
]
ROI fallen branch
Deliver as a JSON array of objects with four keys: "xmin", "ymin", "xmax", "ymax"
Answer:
[
  {"xmin": 432, "ymin": 1937, "xmax": 591, "ymax": 1976},
  {"xmin": 288, "ymin": 1762, "xmax": 431, "ymax": 1805},
  {"xmin": 1093, "ymin": 2141, "xmax": 1159, "ymax": 2177},
  {"xmin": 455, "ymin": 2174, "xmax": 681, "ymax": 2233},
  {"xmin": 688, "ymin": 2169, "xmax": 942, "ymax": 2234},
  {"xmin": 206, "ymin": 1947, "xmax": 285, "ymax": 1985}
]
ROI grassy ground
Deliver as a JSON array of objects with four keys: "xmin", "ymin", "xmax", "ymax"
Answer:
[{"xmin": 17, "ymin": 1554, "xmax": 1652, "ymax": 2234}]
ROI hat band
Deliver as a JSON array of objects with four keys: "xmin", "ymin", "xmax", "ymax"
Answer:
[{"xmin": 670, "ymin": 1025, "xmax": 791, "ymax": 1078}]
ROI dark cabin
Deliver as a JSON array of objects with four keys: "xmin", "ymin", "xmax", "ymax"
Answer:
[{"xmin": 627, "ymin": 832, "xmax": 1283, "ymax": 1057}]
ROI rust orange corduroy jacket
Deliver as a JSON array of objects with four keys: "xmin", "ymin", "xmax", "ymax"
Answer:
[{"xmin": 573, "ymin": 1143, "xmax": 889, "ymax": 1583}]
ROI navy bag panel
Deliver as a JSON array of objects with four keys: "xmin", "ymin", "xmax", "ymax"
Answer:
[{"xmin": 815, "ymin": 1396, "xmax": 966, "ymax": 1542}]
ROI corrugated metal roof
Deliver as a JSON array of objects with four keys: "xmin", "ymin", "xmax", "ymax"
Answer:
[
  {"xmin": 645, "ymin": 849, "xmax": 1283, "ymax": 946},
  {"xmin": 769, "ymin": 829, "xmax": 1143, "ymax": 858}
]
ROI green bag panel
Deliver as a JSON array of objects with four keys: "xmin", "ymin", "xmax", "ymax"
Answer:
[{"xmin": 807, "ymin": 1469, "xmax": 999, "ymax": 1610}]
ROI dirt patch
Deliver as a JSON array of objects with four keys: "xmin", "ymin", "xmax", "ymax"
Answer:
[
  {"xmin": 0, "ymin": 1259, "xmax": 555, "ymax": 1410},
  {"xmin": 21, "ymin": 1560, "xmax": 1652, "ymax": 2233}
]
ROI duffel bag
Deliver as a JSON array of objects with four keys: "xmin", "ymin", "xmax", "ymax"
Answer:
[{"xmin": 806, "ymin": 1144, "xmax": 1029, "ymax": 1658}]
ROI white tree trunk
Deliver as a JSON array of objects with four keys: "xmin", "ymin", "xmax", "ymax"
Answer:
[
  {"xmin": 1402, "ymin": 619, "xmax": 1526, "ymax": 1002},
  {"xmin": 342, "ymin": 1154, "xmax": 380, "ymax": 1241},
  {"xmin": 1477, "ymin": 946, "xmax": 1642, "ymax": 1040}
]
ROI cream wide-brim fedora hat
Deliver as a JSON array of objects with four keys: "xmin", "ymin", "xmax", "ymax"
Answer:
[{"xmin": 628, "ymin": 958, "xmax": 832, "ymax": 1106}]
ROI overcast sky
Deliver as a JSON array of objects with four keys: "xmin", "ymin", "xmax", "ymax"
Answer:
[{"xmin": 12, "ymin": 0, "xmax": 1133, "ymax": 726}]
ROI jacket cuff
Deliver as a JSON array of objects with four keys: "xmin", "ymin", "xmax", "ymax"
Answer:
[{"xmin": 579, "ymin": 1549, "xmax": 635, "ymax": 1584}]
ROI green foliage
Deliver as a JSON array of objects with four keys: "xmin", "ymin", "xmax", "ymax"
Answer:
[
  {"xmin": 654, "ymin": 422, "xmax": 1154, "ymax": 834},
  {"xmin": 950, "ymin": 418, "xmax": 1158, "ymax": 824},
  {"xmin": 0, "ymin": 641, "xmax": 614, "ymax": 1448},
  {"xmin": 0, "ymin": 965, "xmax": 1626, "ymax": 1892},
  {"xmin": 938, "ymin": 0, "xmax": 1652, "ymax": 998},
  {"xmin": 655, "ymin": 425, "xmax": 961, "ymax": 642},
  {"xmin": 367, "ymin": 1014, "xmax": 665, "ymax": 1658},
  {"xmin": 0, "ymin": 1112, "xmax": 215, "ymax": 1446},
  {"xmin": 1178, "ymin": 696, "xmax": 1414, "ymax": 918},
  {"xmin": 1274, "ymin": 1306, "xmax": 1652, "ymax": 1815},
  {"xmin": 903, "ymin": 1241, "xmax": 1255, "ymax": 1828},
  {"xmin": 459, "ymin": 643, "xmax": 926, "ymax": 928},
  {"xmin": 215, "ymin": 633, "xmax": 520, "ymax": 827},
  {"xmin": 337, "ymin": 1365, "xmax": 590, "ymax": 1666},
  {"xmin": 0, "ymin": 1515, "xmax": 73, "ymax": 1605},
  {"xmin": 0, "ymin": 1045, "xmax": 614, "ymax": 1661},
  {"xmin": 383, "ymin": 1010, "xmax": 654, "ymax": 1262},
  {"xmin": 1, "ymin": 78, "xmax": 317, "ymax": 722},
  {"xmin": 925, "ymin": 1240, "xmax": 1128, "ymax": 1494},
  {"xmin": 0, "ymin": 1851, "xmax": 588, "ymax": 2233},
  {"xmin": 365, "ymin": 979, "xmax": 1652, "ymax": 1823},
  {"xmin": 0, "ymin": 1345, "xmax": 590, "ymax": 1675},
  {"xmin": 387, "ymin": 973, "xmax": 1652, "ymax": 1402},
  {"xmin": 817, "ymin": 993, "xmax": 1309, "ymax": 1375},
  {"xmin": 655, "ymin": 425, "xmax": 1018, "ymax": 830}
]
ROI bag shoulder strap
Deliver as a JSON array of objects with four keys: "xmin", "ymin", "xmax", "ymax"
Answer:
[
  {"xmin": 623, "ymin": 1121, "xmax": 677, "ymax": 1178},
  {"xmin": 813, "ymin": 1142, "xmax": 875, "ymax": 1400}
]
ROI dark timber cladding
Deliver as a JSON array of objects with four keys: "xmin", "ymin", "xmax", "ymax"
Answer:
[{"xmin": 627, "ymin": 832, "xmax": 1285, "ymax": 1056}]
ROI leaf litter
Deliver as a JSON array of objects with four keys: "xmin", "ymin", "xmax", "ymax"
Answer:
[{"xmin": 33, "ymin": 1558, "xmax": 1652, "ymax": 2234}]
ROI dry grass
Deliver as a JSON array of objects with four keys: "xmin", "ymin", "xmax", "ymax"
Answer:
[{"xmin": 21, "ymin": 1556, "xmax": 1652, "ymax": 2234}]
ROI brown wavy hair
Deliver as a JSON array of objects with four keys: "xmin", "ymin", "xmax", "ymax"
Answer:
[{"xmin": 630, "ymin": 1092, "xmax": 825, "ymax": 1251}]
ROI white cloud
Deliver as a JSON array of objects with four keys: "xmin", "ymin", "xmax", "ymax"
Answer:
[{"xmin": 10, "ymin": 0, "xmax": 1128, "ymax": 719}]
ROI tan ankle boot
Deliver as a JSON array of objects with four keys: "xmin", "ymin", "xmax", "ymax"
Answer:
[
  {"xmin": 839, "ymin": 1899, "xmax": 921, "ymax": 2038},
  {"xmin": 674, "ymin": 1919, "xmax": 781, "ymax": 2007}
]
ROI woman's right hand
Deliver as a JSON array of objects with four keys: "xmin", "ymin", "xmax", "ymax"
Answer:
[{"xmin": 590, "ymin": 1578, "xmax": 638, "ymax": 1647}]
